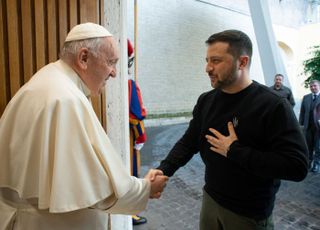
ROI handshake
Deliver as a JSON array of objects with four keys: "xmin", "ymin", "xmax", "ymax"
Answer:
[{"xmin": 144, "ymin": 169, "xmax": 168, "ymax": 199}]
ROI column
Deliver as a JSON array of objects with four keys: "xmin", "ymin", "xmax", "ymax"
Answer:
[
  {"xmin": 105, "ymin": 0, "xmax": 132, "ymax": 229},
  {"xmin": 248, "ymin": 0, "xmax": 289, "ymax": 87}
]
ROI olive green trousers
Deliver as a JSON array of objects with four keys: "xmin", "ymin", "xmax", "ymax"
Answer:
[{"xmin": 200, "ymin": 190, "xmax": 274, "ymax": 230}]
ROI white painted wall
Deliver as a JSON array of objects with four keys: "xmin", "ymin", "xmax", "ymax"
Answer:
[
  {"xmin": 127, "ymin": 0, "xmax": 319, "ymax": 118},
  {"xmin": 127, "ymin": 0, "xmax": 264, "ymax": 115},
  {"xmin": 296, "ymin": 23, "xmax": 320, "ymax": 115}
]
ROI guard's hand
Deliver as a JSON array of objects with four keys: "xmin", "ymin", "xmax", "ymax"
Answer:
[{"xmin": 205, "ymin": 122, "xmax": 238, "ymax": 157}]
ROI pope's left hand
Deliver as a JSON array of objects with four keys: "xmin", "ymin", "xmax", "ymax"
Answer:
[{"xmin": 205, "ymin": 122, "xmax": 238, "ymax": 157}]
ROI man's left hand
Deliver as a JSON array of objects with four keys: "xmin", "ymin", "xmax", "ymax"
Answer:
[{"xmin": 205, "ymin": 122, "xmax": 238, "ymax": 157}]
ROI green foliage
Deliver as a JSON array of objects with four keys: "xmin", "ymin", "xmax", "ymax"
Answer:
[{"xmin": 302, "ymin": 45, "xmax": 320, "ymax": 88}]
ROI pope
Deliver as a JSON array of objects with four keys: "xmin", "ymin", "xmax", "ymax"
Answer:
[{"xmin": 0, "ymin": 23, "xmax": 168, "ymax": 230}]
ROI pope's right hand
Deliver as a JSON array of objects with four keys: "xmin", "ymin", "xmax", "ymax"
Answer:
[{"xmin": 144, "ymin": 169, "xmax": 168, "ymax": 199}]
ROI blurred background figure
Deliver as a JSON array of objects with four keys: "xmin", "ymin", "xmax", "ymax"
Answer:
[
  {"xmin": 299, "ymin": 80, "xmax": 320, "ymax": 173},
  {"xmin": 269, "ymin": 73, "xmax": 295, "ymax": 107}
]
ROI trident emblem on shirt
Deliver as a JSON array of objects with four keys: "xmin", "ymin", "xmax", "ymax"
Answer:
[{"xmin": 232, "ymin": 117, "xmax": 239, "ymax": 128}]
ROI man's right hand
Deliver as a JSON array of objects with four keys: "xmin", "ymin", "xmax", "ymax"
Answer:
[{"xmin": 144, "ymin": 169, "xmax": 168, "ymax": 199}]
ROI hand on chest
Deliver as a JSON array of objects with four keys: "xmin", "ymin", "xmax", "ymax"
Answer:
[{"xmin": 202, "ymin": 107, "xmax": 264, "ymax": 144}]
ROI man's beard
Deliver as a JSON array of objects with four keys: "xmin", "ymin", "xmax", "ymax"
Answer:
[
  {"xmin": 275, "ymin": 84, "xmax": 281, "ymax": 89},
  {"xmin": 214, "ymin": 62, "xmax": 238, "ymax": 89}
]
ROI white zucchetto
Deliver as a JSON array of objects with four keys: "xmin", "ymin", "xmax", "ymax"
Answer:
[{"xmin": 65, "ymin": 22, "xmax": 113, "ymax": 42}]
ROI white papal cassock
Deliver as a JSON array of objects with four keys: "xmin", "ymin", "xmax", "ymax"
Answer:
[{"xmin": 0, "ymin": 60, "xmax": 150, "ymax": 230}]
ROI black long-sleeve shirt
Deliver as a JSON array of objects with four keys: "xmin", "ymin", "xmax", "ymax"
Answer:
[{"xmin": 158, "ymin": 81, "xmax": 308, "ymax": 220}]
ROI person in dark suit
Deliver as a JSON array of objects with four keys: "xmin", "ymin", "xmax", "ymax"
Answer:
[
  {"xmin": 269, "ymin": 73, "xmax": 295, "ymax": 107},
  {"xmin": 157, "ymin": 30, "xmax": 308, "ymax": 230},
  {"xmin": 299, "ymin": 80, "xmax": 320, "ymax": 173}
]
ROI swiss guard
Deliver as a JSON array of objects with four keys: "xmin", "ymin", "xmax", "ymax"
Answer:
[{"xmin": 128, "ymin": 39, "xmax": 148, "ymax": 225}]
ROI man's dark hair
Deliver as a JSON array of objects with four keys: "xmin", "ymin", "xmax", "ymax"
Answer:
[
  {"xmin": 275, "ymin": 73, "xmax": 284, "ymax": 78},
  {"xmin": 310, "ymin": 79, "xmax": 320, "ymax": 86},
  {"xmin": 206, "ymin": 30, "xmax": 253, "ymax": 64}
]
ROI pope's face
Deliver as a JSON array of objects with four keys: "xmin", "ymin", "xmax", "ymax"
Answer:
[{"xmin": 86, "ymin": 37, "xmax": 119, "ymax": 96}]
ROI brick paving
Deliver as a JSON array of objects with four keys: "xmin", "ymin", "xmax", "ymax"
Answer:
[{"xmin": 134, "ymin": 123, "xmax": 320, "ymax": 230}]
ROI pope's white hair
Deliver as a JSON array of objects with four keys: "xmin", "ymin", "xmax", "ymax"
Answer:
[{"xmin": 60, "ymin": 37, "xmax": 105, "ymax": 60}]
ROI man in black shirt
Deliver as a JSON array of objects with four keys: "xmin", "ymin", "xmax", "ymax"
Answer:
[
  {"xmin": 269, "ymin": 73, "xmax": 295, "ymax": 107},
  {"xmin": 157, "ymin": 30, "xmax": 308, "ymax": 230}
]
